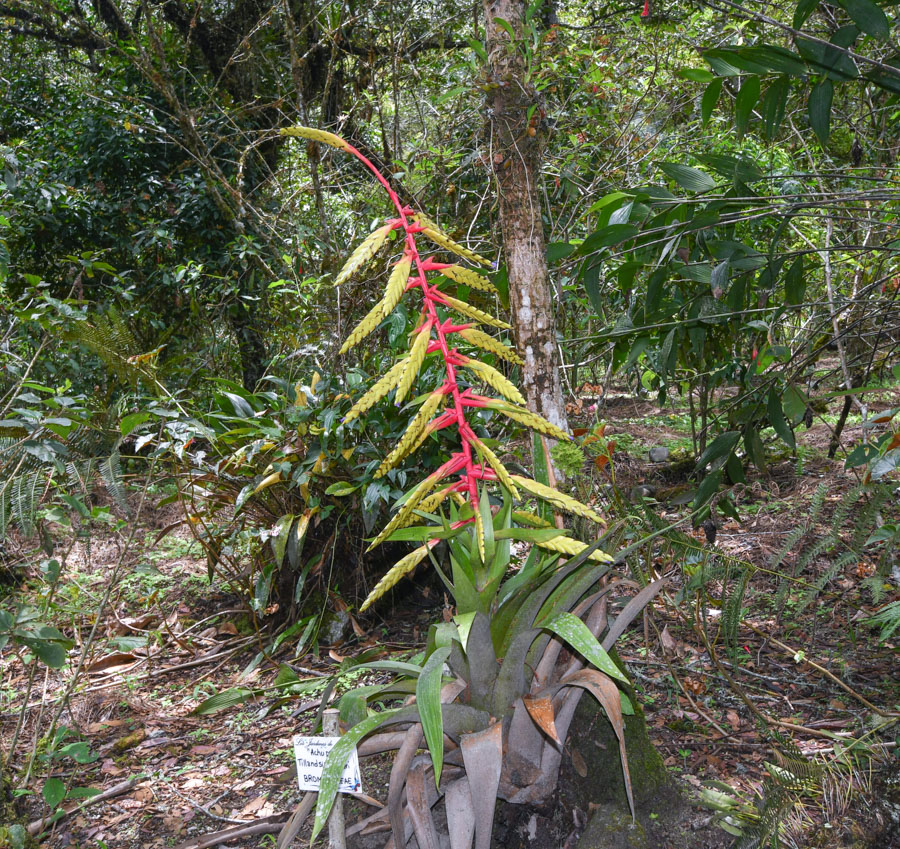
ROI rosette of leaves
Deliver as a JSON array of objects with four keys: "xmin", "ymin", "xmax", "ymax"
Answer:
[
  {"xmin": 276, "ymin": 127, "xmax": 663, "ymax": 848},
  {"xmin": 299, "ymin": 494, "xmax": 663, "ymax": 847}
]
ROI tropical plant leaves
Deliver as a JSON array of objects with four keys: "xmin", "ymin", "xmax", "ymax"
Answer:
[
  {"xmin": 417, "ymin": 646, "xmax": 452, "ymax": 789},
  {"xmin": 837, "ymin": 0, "xmax": 890, "ymax": 40},
  {"xmin": 312, "ymin": 710, "xmax": 401, "ymax": 840},
  {"xmin": 542, "ymin": 612, "xmax": 628, "ymax": 683},
  {"xmin": 809, "ymin": 79, "xmax": 834, "ymax": 144},
  {"xmin": 658, "ymin": 163, "xmax": 717, "ymax": 193}
]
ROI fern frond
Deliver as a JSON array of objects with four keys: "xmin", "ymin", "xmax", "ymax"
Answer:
[
  {"xmin": 723, "ymin": 567, "xmax": 750, "ymax": 664},
  {"xmin": 280, "ymin": 126, "xmax": 352, "ymax": 152},
  {"xmin": 441, "ymin": 264, "xmax": 498, "ymax": 294},
  {"xmin": 63, "ymin": 307, "xmax": 149, "ymax": 387},
  {"xmin": 464, "ymin": 360, "xmax": 526, "ymax": 406},
  {"xmin": 511, "ymin": 474, "xmax": 606, "ymax": 525},
  {"xmin": 374, "ymin": 390, "xmax": 445, "ymax": 479},
  {"xmin": 396, "ymin": 320, "xmax": 432, "ymax": 404},
  {"xmin": 536, "ymin": 534, "xmax": 613, "ymax": 563},
  {"xmin": 867, "ymin": 600, "xmax": 900, "ymax": 642},
  {"xmin": 66, "ymin": 458, "xmax": 95, "ymax": 499},
  {"xmin": 343, "ymin": 358, "xmax": 408, "ymax": 424},
  {"xmin": 794, "ymin": 550, "xmax": 855, "ymax": 617},
  {"xmin": 360, "ymin": 541, "xmax": 438, "ymax": 611},
  {"xmin": 0, "ymin": 484, "xmax": 9, "ymax": 542},
  {"xmin": 469, "ymin": 435, "xmax": 519, "ymax": 498},
  {"xmin": 382, "ymin": 255, "xmax": 412, "ymax": 319},
  {"xmin": 441, "ymin": 294, "xmax": 511, "ymax": 330},
  {"xmin": 334, "ymin": 222, "xmax": 395, "ymax": 287},
  {"xmin": 12, "ymin": 470, "xmax": 43, "ymax": 538},
  {"xmin": 458, "ymin": 328, "xmax": 523, "ymax": 365},
  {"xmin": 99, "ymin": 451, "xmax": 129, "ymax": 515},
  {"xmin": 339, "ymin": 297, "xmax": 387, "ymax": 354}
]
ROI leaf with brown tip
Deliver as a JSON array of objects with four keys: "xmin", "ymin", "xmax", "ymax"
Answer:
[{"xmin": 522, "ymin": 695, "xmax": 561, "ymax": 745}]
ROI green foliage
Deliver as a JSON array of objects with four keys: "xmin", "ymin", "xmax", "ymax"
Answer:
[
  {"xmin": 0, "ymin": 605, "xmax": 72, "ymax": 668},
  {"xmin": 163, "ymin": 370, "xmax": 452, "ymax": 616}
]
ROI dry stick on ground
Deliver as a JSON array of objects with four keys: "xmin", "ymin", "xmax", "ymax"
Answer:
[
  {"xmin": 690, "ymin": 612, "xmax": 857, "ymax": 741},
  {"xmin": 26, "ymin": 776, "xmax": 143, "ymax": 836},
  {"xmin": 173, "ymin": 814, "xmax": 291, "ymax": 849},
  {"xmin": 743, "ymin": 622, "xmax": 897, "ymax": 717}
]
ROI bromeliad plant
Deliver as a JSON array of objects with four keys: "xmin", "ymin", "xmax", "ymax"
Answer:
[{"xmin": 280, "ymin": 127, "xmax": 663, "ymax": 848}]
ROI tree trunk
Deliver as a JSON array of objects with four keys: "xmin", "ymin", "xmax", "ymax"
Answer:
[
  {"xmin": 482, "ymin": 0, "xmax": 568, "ymax": 439},
  {"xmin": 230, "ymin": 304, "xmax": 267, "ymax": 392}
]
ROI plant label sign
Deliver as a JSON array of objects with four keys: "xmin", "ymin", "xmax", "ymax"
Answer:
[{"xmin": 293, "ymin": 735, "xmax": 362, "ymax": 794}]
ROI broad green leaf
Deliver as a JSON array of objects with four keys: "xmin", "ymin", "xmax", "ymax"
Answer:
[
  {"xmin": 658, "ymin": 162, "xmax": 716, "ymax": 193},
  {"xmin": 453, "ymin": 611, "xmax": 476, "ymax": 650},
  {"xmin": 837, "ymin": 0, "xmax": 890, "ymax": 39},
  {"xmin": 312, "ymin": 709, "xmax": 401, "ymax": 840},
  {"xmin": 120, "ymin": 412, "xmax": 150, "ymax": 437},
  {"xmin": 701, "ymin": 78, "xmax": 724, "ymax": 127},
  {"xmin": 696, "ymin": 153, "xmax": 764, "ymax": 183},
  {"xmin": 796, "ymin": 37, "xmax": 859, "ymax": 80},
  {"xmin": 42, "ymin": 778, "xmax": 66, "ymax": 810},
  {"xmin": 542, "ymin": 612, "xmax": 628, "ymax": 684},
  {"xmin": 783, "ymin": 385, "xmax": 808, "ymax": 425},
  {"xmin": 768, "ymin": 389, "xmax": 796, "ymax": 449},
  {"xmin": 417, "ymin": 645, "xmax": 451, "ymax": 789},
  {"xmin": 325, "ymin": 482, "xmax": 359, "ymax": 496},
  {"xmin": 582, "ymin": 263, "xmax": 604, "ymax": 317},
  {"xmin": 740, "ymin": 45, "xmax": 807, "ymax": 76},
  {"xmin": 744, "ymin": 427, "xmax": 768, "ymax": 472},
  {"xmin": 576, "ymin": 224, "xmax": 639, "ymax": 255},
  {"xmin": 794, "ymin": 0, "xmax": 820, "ymax": 27},
  {"xmin": 547, "ymin": 242, "xmax": 576, "ymax": 262},
  {"xmin": 679, "ymin": 68, "xmax": 715, "ymax": 82},
  {"xmin": 192, "ymin": 686, "xmax": 260, "ymax": 714},
  {"xmin": 271, "ymin": 514, "xmax": 294, "ymax": 567},
  {"xmin": 809, "ymin": 79, "xmax": 834, "ymax": 144},
  {"xmin": 693, "ymin": 469, "xmax": 723, "ymax": 509},
  {"xmin": 68, "ymin": 787, "xmax": 102, "ymax": 800},
  {"xmin": 735, "ymin": 75, "xmax": 761, "ymax": 138},
  {"xmin": 784, "ymin": 255, "xmax": 806, "ymax": 305},
  {"xmin": 761, "ymin": 75, "xmax": 790, "ymax": 139},
  {"xmin": 697, "ymin": 431, "xmax": 741, "ymax": 469},
  {"xmin": 20, "ymin": 637, "xmax": 67, "ymax": 669}
]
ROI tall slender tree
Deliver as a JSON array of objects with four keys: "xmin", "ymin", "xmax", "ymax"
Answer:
[{"xmin": 482, "ymin": 0, "xmax": 569, "ymax": 441}]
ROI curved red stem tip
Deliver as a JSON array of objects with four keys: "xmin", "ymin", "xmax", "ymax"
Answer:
[{"xmin": 641, "ymin": 0, "xmax": 650, "ymax": 16}]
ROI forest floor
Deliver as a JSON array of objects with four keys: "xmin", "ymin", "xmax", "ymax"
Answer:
[{"xmin": 2, "ymin": 391, "xmax": 899, "ymax": 849}]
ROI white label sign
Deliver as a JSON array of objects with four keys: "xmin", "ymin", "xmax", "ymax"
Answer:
[{"xmin": 293, "ymin": 735, "xmax": 362, "ymax": 794}]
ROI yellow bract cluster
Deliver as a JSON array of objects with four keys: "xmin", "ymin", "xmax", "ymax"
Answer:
[
  {"xmin": 374, "ymin": 390, "xmax": 445, "ymax": 479},
  {"xmin": 343, "ymin": 358, "xmax": 408, "ymax": 423},
  {"xmin": 333, "ymin": 222, "xmax": 395, "ymax": 287},
  {"xmin": 537, "ymin": 536, "xmax": 613, "ymax": 563},
  {"xmin": 459, "ymin": 328, "xmax": 523, "ymax": 365},
  {"xmin": 280, "ymin": 126, "xmax": 351, "ymax": 152},
  {"xmin": 511, "ymin": 475, "xmax": 606, "ymax": 525},
  {"xmin": 360, "ymin": 541, "xmax": 437, "ymax": 611},
  {"xmin": 465, "ymin": 360, "xmax": 526, "ymax": 406}
]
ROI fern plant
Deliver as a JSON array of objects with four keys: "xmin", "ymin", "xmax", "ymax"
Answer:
[{"xmin": 277, "ymin": 127, "xmax": 662, "ymax": 849}]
